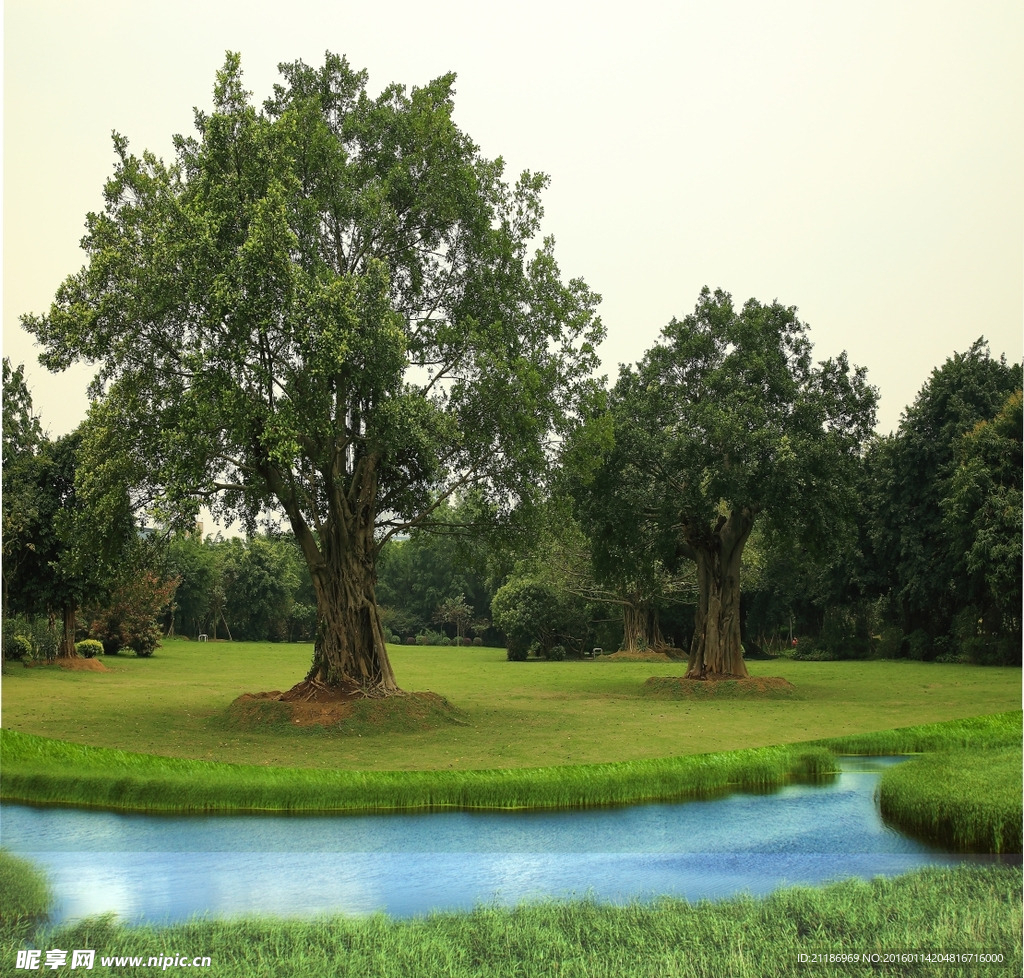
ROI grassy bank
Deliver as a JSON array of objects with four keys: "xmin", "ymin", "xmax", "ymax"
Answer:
[
  {"xmin": 3, "ymin": 712, "xmax": 1019, "ymax": 816},
  {"xmin": 1, "ymin": 641, "xmax": 1019, "ymax": 770},
  {"xmin": 806, "ymin": 711, "xmax": 1023, "ymax": 754},
  {"xmin": 4, "ymin": 861, "xmax": 1019, "ymax": 978},
  {"xmin": 0, "ymin": 728, "xmax": 836, "ymax": 813},
  {"xmin": 878, "ymin": 747, "xmax": 1022, "ymax": 853}
]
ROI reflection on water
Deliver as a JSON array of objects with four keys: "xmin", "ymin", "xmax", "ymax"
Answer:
[{"xmin": 0, "ymin": 759, "xmax": 1000, "ymax": 925}]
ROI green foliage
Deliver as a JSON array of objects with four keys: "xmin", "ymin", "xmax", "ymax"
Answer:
[
  {"xmin": 2, "ymin": 360, "xmax": 44, "ymax": 618},
  {"xmin": 2, "ymin": 615, "xmax": 58, "ymax": 661},
  {"xmin": 873, "ymin": 623, "xmax": 905, "ymax": 659},
  {"xmin": 940, "ymin": 388, "xmax": 1022, "ymax": 659},
  {"xmin": 87, "ymin": 563, "xmax": 177, "ymax": 656},
  {"xmin": 163, "ymin": 532, "xmax": 218, "ymax": 637},
  {"xmin": 1, "ymin": 428, "xmax": 135, "ymax": 654},
  {"xmin": 3, "ymin": 634, "xmax": 33, "ymax": 661},
  {"xmin": 572, "ymin": 288, "xmax": 876, "ymax": 674},
  {"xmin": 789, "ymin": 638, "xmax": 837, "ymax": 661},
  {"xmin": 222, "ymin": 536, "xmax": 300, "ymax": 641},
  {"xmin": 491, "ymin": 577, "xmax": 582, "ymax": 659},
  {"xmin": 74, "ymin": 639, "xmax": 104, "ymax": 658},
  {"xmin": 433, "ymin": 592, "xmax": 474, "ymax": 645},
  {"xmin": 415, "ymin": 629, "xmax": 445, "ymax": 646},
  {"xmin": 21, "ymin": 51, "xmax": 602, "ymax": 688},
  {"xmin": 376, "ymin": 496, "xmax": 497, "ymax": 638},
  {"xmin": 600, "ymin": 288, "xmax": 876, "ymax": 555},
  {"xmin": 864, "ymin": 341, "xmax": 1021, "ymax": 653}
]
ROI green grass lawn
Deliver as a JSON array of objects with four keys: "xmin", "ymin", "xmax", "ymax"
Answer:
[
  {"xmin": 2, "ymin": 642, "xmax": 1020, "ymax": 975},
  {"xmin": 1, "ymin": 639, "xmax": 1019, "ymax": 771}
]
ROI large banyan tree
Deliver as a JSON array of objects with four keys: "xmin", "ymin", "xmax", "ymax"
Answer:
[
  {"xmin": 580, "ymin": 287, "xmax": 876, "ymax": 678},
  {"xmin": 23, "ymin": 52, "xmax": 603, "ymax": 695}
]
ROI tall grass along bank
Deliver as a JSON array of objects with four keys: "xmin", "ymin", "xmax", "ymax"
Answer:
[
  {"xmin": 5, "ymin": 865, "xmax": 1020, "ymax": 978},
  {"xmin": 0, "ymin": 728, "xmax": 835, "ymax": 814},
  {"xmin": 808, "ymin": 711, "xmax": 1022, "ymax": 755},
  {"xmin": 878, "ymin": 747, "xmax": 1022, "ymax": 853}
]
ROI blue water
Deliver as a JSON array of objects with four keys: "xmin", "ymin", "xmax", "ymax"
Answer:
[{"xmin": 0, "ymin": 758, "xmax": 993, "ymax": 925}]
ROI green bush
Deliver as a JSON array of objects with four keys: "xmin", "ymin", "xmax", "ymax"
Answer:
[
  {"xmin": 506, "ymin": 644, "xmax": 528, "ymax": 661},
  {"xmin": 4, "ymin": 634, "xmax": 33, "ymax": 661},
  {"xmin": 440, "ymin": 637, "xmax": 451, "ymax": 646},
  {"xmin": 472, "ymin": 637, "xmax": 483, "ymax": 646},
  {"xmin": 4, "ymin": 616, "xmax": 59, "ymax": 661},
  {"xmin": 74, "ymin": 639, "xmax": 104, "ymax": 659},
  {"xmin": 546, "ymin": 643, "xmax": 566, "ymax": 661},
  {"xmin": 492, "ymin": 578, "xmax": 572, "ymax": 660},
  {"xmin": 790, "ymin": 637, "xmax": 836, "ymax": 661}
]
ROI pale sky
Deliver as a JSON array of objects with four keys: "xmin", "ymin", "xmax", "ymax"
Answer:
[{"xmin": 4, "ymin": 0, "xmax": 1023, "ymax": 442}]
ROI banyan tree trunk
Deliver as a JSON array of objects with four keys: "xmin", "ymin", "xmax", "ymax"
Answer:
[
  {"xmin": 302, "ymin": 521, "xmax": 399, "ymax": 695},
  {"xmin": 622, "ymin": 601, "xmax": 665, "ymax": 652},
  {"xmin": 685, "ymin": 509, "xmax": 753, "ymax": 679}
]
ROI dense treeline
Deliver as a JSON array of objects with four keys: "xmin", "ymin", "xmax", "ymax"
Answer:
[
  {"xmin": 3, "ymin": 335, "xmax": 1020, "ymax": 665},
  {"xmin": 741, "ymin": 339, "xmax": 1021, "ymax": 663}
]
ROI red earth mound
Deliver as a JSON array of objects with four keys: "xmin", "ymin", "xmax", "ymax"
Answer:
[
  {"xmin": 641, "ymin": 675, "xmax": 796, "ymax": 699},
  {"xmin": 231, "ymin": 681, "xmax": 465, "ymax": 729}
]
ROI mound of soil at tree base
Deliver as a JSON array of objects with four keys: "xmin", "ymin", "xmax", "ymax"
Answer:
[
  {"xmin": 601, "ymin": 647, "xmax": 688, "ymax": 663},
  {"xmin": 22, "ymin": 657, "xmax": 111, "ymax": 672},
  {"xmin": 228, "ymin": 681, "xmax": 468, "ymax": 733},
  {"xmin": 641, "ymin": 676, "xmax": 797, "ymax": 699}
]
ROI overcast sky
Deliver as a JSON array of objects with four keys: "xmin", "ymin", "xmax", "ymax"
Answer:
[{"xmin": 4, "ymin": 0, "xmax": 1022, "ymax": 442}]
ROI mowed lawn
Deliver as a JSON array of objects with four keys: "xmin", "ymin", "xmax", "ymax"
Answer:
[{"xmin": 1, "ymin": 639, "xmax": 1020, "ymax": 771}]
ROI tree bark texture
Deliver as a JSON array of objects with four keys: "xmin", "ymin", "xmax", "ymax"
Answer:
[
  {"xmin": 281, "ymin": 455, "xmax": 399, "ymax": 695},
  {"xmin": 684, "ymin": 509, "xmax": 753, "ymax": 679},
  {"xmin": 305, "ymin": 545, "xmax": 398, "ymax": 693},
  {"xmin": 58, "ymin": 604, "xmax": 78, "ymax": 658}
]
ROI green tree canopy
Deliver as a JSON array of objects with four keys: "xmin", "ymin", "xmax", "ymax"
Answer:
[
  {"xmin": 864, "ymin": 339, "xmax": 1021, "ymax": 649},
  {"xmin": 2, "ymin": 428, "xmax": 134, "ymax": 655},
  {"xmin": 2, "ymin": 359, "xmax": 44, "ymax": 617},
  {"xmin": 577, "ymin": 287, "xmax": 876, "ymax": 677},
  {"xmin": 23, "ymin": 52, "xmax": 603, "ymax": 694}
]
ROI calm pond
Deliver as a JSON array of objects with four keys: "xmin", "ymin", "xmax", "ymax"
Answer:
[{"xmin": 0, "ymin": 758, "xmax": 999, "ymax": 925}]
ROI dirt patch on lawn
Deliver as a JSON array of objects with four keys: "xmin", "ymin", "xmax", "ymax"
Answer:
[
  {"xmin": 228, "ymin": 681, "xmax": 468, "ymax": 733},
  {"xmin": 641, "ymin": 676, "xmax": 797, "ymax": 699},
  {"xmin": 601, "ymin": 647, "xmax": 688, "ymax": 663}
]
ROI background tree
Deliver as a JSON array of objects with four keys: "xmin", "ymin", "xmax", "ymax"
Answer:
[
  {"xmin": 3, "ymin": 428, "xmax": 134, "ymax": 656},
  {"xmin": 23, "ymin": 52, "xmax": 602, "ymax": 695},
  {"xmin": 563, "ymin": 414, "xmax": 697, "ymax": 653},
  {"xmin": 224, "ymin": 535, "xmax": 301, "ymax": 641},
  {"xmin": 581, "ymin": 287, "xmax": 876, "ymax": 678},
  {"xmin": 941, "ymin": 389, "xmax": 1022, "ymax": 658},
  {"xmin": 2, "ymin": 359, "xmax": 44, "ymax": 619},
  {"xmin": 433, "ymin": 593, "xmax": 474, "ymax": 646},
  {"xmin": 85, "ymin": 537, "xmax": 179, "ymax": 656},
  {"xmin": 376, "ymin": 495, "xmax": 495, "ymax": 640},
  {"xmin": 490, "ymin": 576, "xmax": 588, "ymax": 660},
  {"xmin": 863, "ymin": 340, "xmax": 1021, "ymax": 659},
  {"xmin": 163, "ymin": 532, "xmax": 218, "ymax": 638}
]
